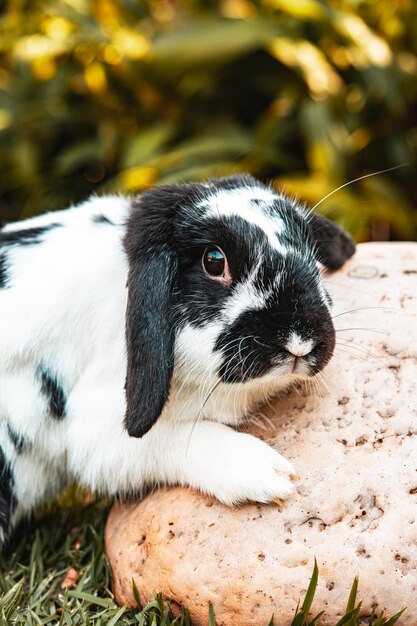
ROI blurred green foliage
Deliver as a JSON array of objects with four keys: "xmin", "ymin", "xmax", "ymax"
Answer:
[{"xmin": 0, "ymin": 0, "xmax": 416, "ymax": 240}]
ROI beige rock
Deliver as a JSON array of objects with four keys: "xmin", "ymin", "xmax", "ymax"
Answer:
[{"xmin": 106, "ymin": 242, "xmax": 417, "ymax": 626}]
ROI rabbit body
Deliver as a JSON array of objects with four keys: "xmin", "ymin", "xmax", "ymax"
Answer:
[{"xmin": 0, "ymin": 176, "xmax": 355, "ymax": 541}]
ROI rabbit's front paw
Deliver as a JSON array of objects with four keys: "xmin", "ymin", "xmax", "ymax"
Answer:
[{"xmin": 205, "ymin": 433, "xmax": 296, "ymax": 506}]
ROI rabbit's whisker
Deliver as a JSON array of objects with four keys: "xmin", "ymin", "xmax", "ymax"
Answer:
[
  {"xmin": 185, "ymin": 379, "xmax": 223, "ymax": 453},
  {"xmin": 307, "ymin": 164, "xmax": 408, "ymax": 215},
  {"xmin": 331, "ymin": 306, "xmax": 399, "ymax": 319},
  {"xmin": 335, "ymin": 327, "xmax": 384, "ymax": 334},
  {"xmin": 333, "ymin": 345, "xmax": 384, "ymax": 375}
]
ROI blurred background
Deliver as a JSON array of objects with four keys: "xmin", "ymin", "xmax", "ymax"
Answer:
[{"xmin": 0, "ymin": 0, "xmax": 416, "ymax": 241}]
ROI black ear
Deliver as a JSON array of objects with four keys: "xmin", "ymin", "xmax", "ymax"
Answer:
[
  {"xmin": 123, "ymin": 187, "xmax": 183, "ymax": 437},
  {"xmin": 123, "ymin": 182, "xmax": 206, "ymax": 438},
  {"xmin": 124, "ymin": 249, "xmax": 177, "ymax": 438},
  {"xmin": 308, "ymin": 213, "xmax": 356, "ymax": 270}
]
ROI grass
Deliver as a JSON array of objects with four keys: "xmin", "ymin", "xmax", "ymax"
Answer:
[{"xmin": 0, "ymin": 493, "xmax": 406, "ymax": 625}]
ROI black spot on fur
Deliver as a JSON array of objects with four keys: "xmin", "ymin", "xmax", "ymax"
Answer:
[
  {"xmin": 7, "ymin": 424, "xmax": 26, "ymax": 454},
  {"xmin": 0, "ymin": 224, "xmax": 61, "ymax": 289},
  {"xmin": 0, "ymin": 224, "xmax": 60, "ymax": 247},
  {"xmin": 0, "ymin": 254, "xmax": 7, "ymax": 288},
  {"xmin": 93, "ymin": 214, "xmax": 114, "ymax": 225},
  {"xmin": 38, "ymin": 368, "xmax": 67, "ymax": 420},
  {"xmin": 0, "ymin": 446, "xmax": 16, "ymax": 540}
]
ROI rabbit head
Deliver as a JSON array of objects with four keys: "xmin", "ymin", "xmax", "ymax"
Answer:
[{"xmin": 124, "ymin": 174, "xmax": 355, "ymax": 437}]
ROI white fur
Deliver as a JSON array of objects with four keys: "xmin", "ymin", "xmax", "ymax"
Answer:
[
  {"xmin": 222, "ymin": 259, "xmax": 276, "ymax": 324},
  {"xmin": 286, "ymin": 333, "xmax": 314, "ymax": 357},
  {"xmin": 201, "ymin": 187, "xmax": 288, "ymax": 254}
]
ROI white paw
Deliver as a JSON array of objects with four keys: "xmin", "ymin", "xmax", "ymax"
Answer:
[{"xmin": 203, "ymin": 433, "xmax": 296, "ymax": 506}]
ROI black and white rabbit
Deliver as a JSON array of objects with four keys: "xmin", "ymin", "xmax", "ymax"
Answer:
[{"xmin": 0, "ymin": 174, "xmax": 355, "ymax": 542}]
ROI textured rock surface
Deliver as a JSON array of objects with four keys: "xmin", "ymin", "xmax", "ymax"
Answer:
[{"xmin": 106, "ymin": 242, "xmax": 417, "ymax": 626}]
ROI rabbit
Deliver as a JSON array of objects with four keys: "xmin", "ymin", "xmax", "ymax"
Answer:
[{"xmin": 0, "ymin": 174, "xmax": 355, "ymax": 542}]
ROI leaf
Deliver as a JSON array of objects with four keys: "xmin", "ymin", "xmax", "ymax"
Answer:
[
  {"xmin": 0, "ymin": 579, "xmax": 24, "ymax": 621},
  {"xmin": 308, "ymin": 611, "xmax": 325, "ymax": 626},
  {"xmin": 122, "ymin": 124, "xmax": 175, "ymax": 169},
  {"xmin": 141, "ymin": 599, "xmax": 164, "ymax": 613},
  {"xmin": 55, "ymin": 142, "xmax": 99, "ymax": 175},
  {"xmin": 183, "ymin": 607, "xmax": 191, "ymax": 626},
  {"xmin": 106, "ymin": 605, "xmax": 126, "ymax": 626},
  {"xmin": 132, "ymin": 579, "xmax": 143, "ymax": 610},
  {"xmin": 300, "ymin": 559, "xmax": 319, "ymax": 617},
  {"xmin": 208, "ymin": 602, "xmax": 216, "ymax": 626},
  {"xmin": 334, "ymin": 607, "xmax": 361, "ymax": 626},
  {"xmin": 345, "ymin": 576, "xmax": 359, "ymax": 613},
  {"xmin": 269, "ymin": 37, "xmax": 343, "ymax": 96},
  {"xmin": 265, "ymin": 0, "xmax": 326, "ymax": 20},
  {"xmin": 119, "ymin": 166, "xmax": 157, "ymax": 190},
  {"xmin": 67, "ymin": 590, "xmax": 114, "ymax": 608},
  {"xmin": 152, "ymin": 17, "xmax": 279, "ymax": 72},
  {"xmin": 381, "ymin": 608, "xmax": 407, "ymax": 626}
]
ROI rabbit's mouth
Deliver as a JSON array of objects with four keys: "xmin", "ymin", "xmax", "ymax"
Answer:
[
  {"xmin": 216, "ymin": 324, "xmax": 335, "ymax": 385},
  {"xmin": 219, "ymin": 353, "xmax": 317, "ymax": 385}
]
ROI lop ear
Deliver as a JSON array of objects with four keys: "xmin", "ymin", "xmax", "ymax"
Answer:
[
  {"xmin": 123, "ymin": 181, "xmax": 206, "ymax": 438},
  {"xmin": 308, "ymin": 213, "xmax": 356, "ymax": 270},
  {"xmin": 124, "ymin": 248, "xmax": 177, "ymax": 437}
]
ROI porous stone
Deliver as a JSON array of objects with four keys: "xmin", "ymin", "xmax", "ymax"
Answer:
[{"xmin": 106, "ymin": 242, "xmax": 417, "ymax": 626}]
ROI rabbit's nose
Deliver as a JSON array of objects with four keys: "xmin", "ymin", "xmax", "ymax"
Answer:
[{"xmin": 284, "ymin": 333, "xmax": 314, "ymax": 357}]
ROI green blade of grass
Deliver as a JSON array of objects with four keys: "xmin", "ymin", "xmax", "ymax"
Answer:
[
  {"xmin": 67, "ymin": 590, "xmax": 114, "ymax": 608},
  {"xmin": 142, "ymin": 599, "xmax": 163, "ymax": 613},
  {"xmin": 0, "ymin": 578, "xmax": 24, "ymax": 620},
  {"xmin": 208, "ymin": 602, "xmax": 216, "ymax": 626},
  {"xmin": 132, "ymin": 579, "xmax": 143, "ymax": 611},
  {"xmin": 345, "ymin": 576, "xmax": 359, "ymax": 613},
  {"xmin": 335, "ymin": 607, "xmax": 361, "ymax": 626},
  {"xmin": 381, "ymin": 608, "xmax": 407, "ymax": 626},
  {"xmin": 137, "ymin": 612, "xmax": 147, "ymax": 626},
  {"xmin": 308, "ymin": 610, "xmax": 325, "ymax": 625},
  {"xmin": 106, "ymin": 605, "xmax": 126, "ymax": 626},
  {"xmin": 301, "ymin": 559, "xmax": 319, "ymax": 616},
  {"xmin": 183, "ymin": 607, "xmax": 191, "ymax": 626}
]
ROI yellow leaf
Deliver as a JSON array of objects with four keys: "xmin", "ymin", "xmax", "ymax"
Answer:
[
  {"xmin": 350, "ymin": 128, "xmax": 371, "ymax": 151},
  {"xmin": 334, "ymin": 13, "xmax": 392, "ymax": 67},
  {"xmin": 13, "ymin": 35, "xmax": 68, "ymax": 61},
  {"xmin": 84, "ymin": 63, "xmax": 107, "ymax": 93},
  {"xmin": 264, "ymin": 0, "xmax": 325, "ymax": 20},
  {"xmin": 33, "ymin": 58, "xmax": 57, "ymax": 81},
  {"xmin": 397, "ymin": 52, "xmax": 417, "ymax": 75},
  {"xmin": 102, "ymin": 43, "xmax": 123, "ymax": 65},
  {"xmin": 220, "ymin": 0, "xmax": 256, "ymax": 19},
  {"xmin": 74, "ymin": 43, "xmax": 96, "ymax": 65},
  {"xmin": 269, "ymin": 38, "xmax": 343, "ymax": 96},
  {"xmin": 42, "ymin": 17, "xmax": 74, "ymax": 40},
  {"xmin": 61, "ymin": 0, "xmax": 88, "ymax": 11},
  {"xmin": 0, "ymin": 109, "xmax": 12, "ymax": 131},
  {"xmin": 112, "ymin": 28, "xmax": 151, "ymax": 60},
  {"xmin": 120, "ymin": 166, "xmax": 157, "ymax": 190}
]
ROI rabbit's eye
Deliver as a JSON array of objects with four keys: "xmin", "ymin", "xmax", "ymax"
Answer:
[
  {"xmin": 202, "ymin": 246, "xmax": 231, "ymax": 285},
  {"xmin": 203, "ymin": 247, "xmax": 225, "ymax": 276}
]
